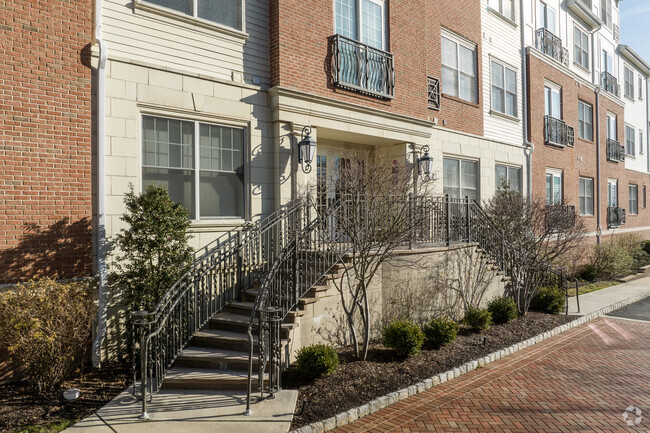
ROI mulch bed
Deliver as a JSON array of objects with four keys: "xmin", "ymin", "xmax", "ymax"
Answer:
[
  {"xmin": 285, "ymin": 312, "xmax": 577, "ymax": 429},
  {"xmin": 0, "ymin": 363, "xmax": 130, "ymax": 433}
]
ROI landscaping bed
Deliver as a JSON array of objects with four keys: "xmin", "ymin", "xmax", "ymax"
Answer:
[
  {"xmin": 0, "ymin": 363, "xmax": 130, "ymax": 433},
  {"xmin": 285, "ymin": 312, "xmax": 576, "ymax": 430}
]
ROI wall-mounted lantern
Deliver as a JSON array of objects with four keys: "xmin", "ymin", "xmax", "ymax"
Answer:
[
  {"xmin": 298, "ymin": 126, "xmax": 317, "ymax": 173},
  {"xmin": 417, "ymin": 145, "xmax": 435, "ymax": 181}
]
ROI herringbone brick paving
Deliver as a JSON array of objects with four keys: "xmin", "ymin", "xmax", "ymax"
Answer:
[{"xmin": 332, "ymin": 318, "xmax": 650, "ymax": 432}]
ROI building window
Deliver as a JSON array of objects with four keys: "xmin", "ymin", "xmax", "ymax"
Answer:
[
  {"xmin": 544, "ymin": 85, "xmax": 561, "ymax": 118},
  {"xmin": 607, "ymin": 113, "xmax": 617, "ymax": 140},
  {"xmin": 640, "ymin": 130, "xmax": 644, "ymax": 154},
  {"xmin": 607, "ymin": 179, "xmax": 618, "ymax": 207},
  {"xmin": 490, "ymin": 61, "xmax": 517, "ymax": 117},
  {"xmin": 578, "ymin": 101, "xmax": 593, "ymax": 141},
  {"xmin": 600, "ymin": 0, "xmax": 611, "ymax": 28},
  {"xmin": 488, "ymin": 0, "xmax": 514, "ymax": 21},
  {"xmin": 442, "ymin": 33, "xmax": 478, "ymax": 103},
  {"xmin": 573, "ymin": 26, "xmax": 589, "ymax": 70},
  {"xmin": 624, "ymin": 66, "xmax": 635, "ymax": 99},
  {"xmin": 625, "ymin": 124, "xmax": 636, "ymax": 156},
  {"xmin": 639, "ymin": 76, "xmax": 644, "ymax": 100},
  {"xmin": 644, "ymin": 185, "xmax": 647, "ymax": 208},
  {"xmin": 143, "ymin": 0, "xmax": 243, "ymax": 30},
  {"xmin": 142, "ymin": 115, "xmax": 245, "ymax": 219},
  {"xmin": 443, "ymin": 157, "xmax": 479, "ymax": 200},
  {"xmin": 545, "ymin": 169, "xmax": 562, "ymax": 205},
  {"xmin": 602, "ymin": 50, "xmax": 613, "ymax": 74},
  {"xmin": 495, "ymin": 165, "xmax": 521, "ymax": 193},
  {"xmin": 538, "ymin": 2, "xmax": 556, "ymax": 34},
  {"xmin": 579, "ymin": 177, "xmax": 594, "ymax": 216},
  {"xmin": 629, "ymin": 185, "xmax": 638, "ymax": 215},
  {"xmin": 335, "ymin": 0, "xmax": 386, "ymax": 49}
]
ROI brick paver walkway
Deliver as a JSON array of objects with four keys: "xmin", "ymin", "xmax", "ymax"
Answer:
[{"xmin": 333, "ymin": 318, "xmax": 650, "ymax": 433}]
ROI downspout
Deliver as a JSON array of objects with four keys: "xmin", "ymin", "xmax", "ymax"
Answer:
[
  {"xmin": 595, "ymin": 86, "xmax": 602, "ymax": 244},
  {"xmin": 92, "ymin": 0, "xmax": 108, "ymax": 368},
  {"xmin": 520, "ymin": 0, "xmax": 534, "ymax": 200}
]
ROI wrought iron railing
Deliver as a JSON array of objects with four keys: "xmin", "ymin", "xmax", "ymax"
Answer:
[
  {"xmin": 544, "ymin": 204, "xmax": 577, "ymax": 232},
  {"xmin": 606, "ymin": 138, "xmax": 625, "ymax": 162},
  {"xmin": 544, "ymin": 115, "xmax": 575, "ymax": 147},
  {"xmin": 130, "ymin": 200, "xmax": 303, "ymax": 416},
  {"xmin": 427, "ymin": 76, "xmax": 441, "ymax": 110},
  {"xmin": 536, "ymin": 28, "xmax": 568, "ymax": 67},
  {"xmin": 607, "ymin": 206, "xmax": 626, "ymax": 228},
  {"xmin": 330, "ymin": 34, "xmax": 395, "ymax": 99},
  {"xmin": 601, "ymin": 72, "xmax": 620, "ymax": 97}
]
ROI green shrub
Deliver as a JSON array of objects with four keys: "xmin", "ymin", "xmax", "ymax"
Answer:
[
  {"xmin": 295, "ymin": 344, "xmax": 339, "ymax": 380},
  {"xmin": 530, "ymin": 286, "xmax": 565, "ymax": 314},
  {"xmin": 643, "ymin": 240, "xmax": 650, "ymax": 255},
  {"xmin": 0, "ymin": 278, "xmax": 95, "ymax": 393},
  {"xmin": 423, "ymin": 316, "xmax": 458, "ymax": 349},
  {"xmin": 463, "ymin": 306, "xmax": 492, "ymax": 332},
  {"xmin": 113, "ymin": 185, "xmax": 194, "ymax": 310},
  {"xmin": 487, "ymin": 296, "xmax": 518, "ymax": 324},
  {"xmin": 382, "ymin": 320, "xmax": 425, "ymax": 357},
  {"xmin": 616, "ymin": 234, "xmax": 645, "ymax": 261},
  {"xmin": 590, "ymin": 242, "xmax": 635, "ymax": 279},
  {"xmin": 579, "ymin": 264, "xmax": 598, "ymax": 282}
]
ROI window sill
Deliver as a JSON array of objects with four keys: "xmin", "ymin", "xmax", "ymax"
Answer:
[
  {"xmin": 624, "ymin": 94, "xmax": 635, "ymax": 102},
  {"xmin": 133, "ymin": 0, "xmax": 249, "ymax": 41},
  {"xmin": 442, "ymin": 93, "xmax": 479, "ymax": 108},
  {"xmin": 573, "ymin": 62, "xmax": 590, "ymax": 74},
  {"xmin": 579, "ymin": 214, "xmax": 595, "ymax": 218},
  {"xmin": 487, "ymin": 7, "xmax": 518, "ymax": 28},
  {"xmin": 626, "ymin": 154, "xmax": 636, "ymax": 159},
  {"xmin": 489, "ymin": 109, "xmax": 520, "ymax": 123},
  {"xmin": 189, "ymin": 218, "xmax": 248, "ymax": 229}
]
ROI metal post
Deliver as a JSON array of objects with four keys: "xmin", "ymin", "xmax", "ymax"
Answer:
[
  {"xmin": 237, "ymin": 230, "xmax": 243, "ymax": 301},
  {"xmin": 445, "ymin": 194, "xmax": 451, "ymax": 246},
  {"xmin": 133, "ymin": 311, "xmax": 150, "ymax": 420},
  {"xmin": 465, "ymin": 196, "xmax": 470, "ymax": 242}
]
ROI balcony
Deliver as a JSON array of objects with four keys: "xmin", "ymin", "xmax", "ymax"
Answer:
[
  {"xmin": 536, "ymin": 28, "xmax": 569, "ymax": 67},
  {"xmin": 607, "ymin": 206, "xmax": 626, "ymax": 229},
  {"xmin": 544, "ymin": 115, "xmax": 575, "ymax": 147},
  {"xmin": 606, "ymin": 138, "xmax": 625, "ymax": 162},
  {"xmin": 545, "ymin": 204, "xmax": 577, "ymax": 232},
  {"xmin": 330, "ymin": 34, "xmax": 395, "ymax": 99},
  {"xmin": 601, "ymin": 72, "xmax": 620, "ymax": 97}
]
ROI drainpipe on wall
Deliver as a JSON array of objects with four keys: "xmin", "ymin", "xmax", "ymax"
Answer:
[
  {"xmin": 92, "ymin": 0, "xmax": 108, "ymax": 368},
  {"xmin": 595, "ymin": 86, "xmax": 602, "ymax": 245},
  {"xmin": 520, "ymin": 1, "xmax": 534, "ymax": 200}
]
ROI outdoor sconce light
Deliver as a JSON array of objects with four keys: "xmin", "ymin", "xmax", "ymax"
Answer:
[
  {"xmin": 298, "ymin": 126, "xmax": 317, "ymax": 173},
  {"xmin": 417, "ymin": 145, "xmax": 435, "ymax": 181}
]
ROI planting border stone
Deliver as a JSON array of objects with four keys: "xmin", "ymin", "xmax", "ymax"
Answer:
[{"xmin": 290, "ymin": 290, "xmax": 650, "ymax": 433}]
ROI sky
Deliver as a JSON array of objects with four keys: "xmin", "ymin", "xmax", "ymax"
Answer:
[{"xmin": 619, "ymin": 0, "xmax": 650, "ymax": 62}]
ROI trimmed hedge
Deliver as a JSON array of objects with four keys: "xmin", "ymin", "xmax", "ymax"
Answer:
[
  {"xmin": 423, "ymin": 316, "xmax": 459, "ymax": 350},
  {"xmin": 463, "ymin": 306, "xmax": 492, "ymax": 332},
  {"xmin": 295, "ymin": 344, "xmax": 339, "ymax": 380},
  {"xmin": 487, "ymin": 296, "xmax": 518, "ymax": 324},
  {"xmin": 382, "ymin": 320, "xmax": 425, "ymax": 357},
  {"xmin": 530, "ymin": 286, "xmax": 565, "ymax": 314}
]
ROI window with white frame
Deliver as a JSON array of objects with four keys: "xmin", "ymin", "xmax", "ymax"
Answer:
[
  {"xmin": 578, "ymin": 100, "xmax": 593, "ymax": 141},
  {"xmin": 443, "ymin": 157, "xmax": 479, "ymax": 200},
  {"xmin": 600, "ymin": 0, "xmax": 611, "ymax": 28},
  {"xmin": 625, "ymin": 124, "xmax": 636, "ymax": 156},
  {"xmin": 607, "ymin": 179, "xmax": 618, "ymax": 207},
  {"xmin": 607, "ymin": 113, "xmax": 617, "ymax": 140},
  {"xmin": 579, "ymin": 177, "xmax": 594, "ymax": 216},
  {"xmin": 573, "ymin": 26, "xmax": 589, "ymax": 70},
  {"xmin": 639, "ymin": 75, "xmax": 644, "ymax": 100},
  {"xmin": 624, "ymin": 66, "xmax": 635, "ymax": 99},
  {"xmin": 545, "ymin": 169, "xmax": 562, "ymax": 205},
  {"xmin": 640, "ymin": 130, "xmax": 644, "ymax": 154},
  {"xmin": 629, "ymin": 184, "xmax": 638, "ymax": 215},
  {"xmin": 538, "ymin": 2, "xmax": 556, "ymax": 34},
  {"xmin": 442, "ymin": 33, "xmax": 478, "ymax": 103},
  {"xmin": 544, "ymin": 84, "xmax": 561, "ymax": 119},
  {"xmin": 602, "ymin": 50, "xmax": 613, "ymax": 74},
  {"xmin": 142, "ymin": 115, "xmax": 245, "ymax": 219},
  {"xmin": 488, "ymin": 0, "xmax": 514, "ymax": 21},
  {"xmin": 335, "ymin": 0, "xmax": 386, "ymax": 49},
  {"xmin": 495, "ymin": 164, "xmax": 521, "ymax": 193},
  {"xmin": 491, "ymin": 60, "xmax": 517, "ymax": 117},
  {"xmin": 143, "ymin": 0, "xmax": 243, "ymax": 30}
]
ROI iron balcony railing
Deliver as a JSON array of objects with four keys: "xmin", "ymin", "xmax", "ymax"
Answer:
[
  {"xmin": 544, "ymin": 204, "xmax": 577, "ymax": 232},
  {"xmin": 330, "ymin": 34, "xmax": 395, "ymax": 99},
  {"xmin": 544, "ymin": 115, "xmax": 575, "ymax": 147},
  {"xmin": 536, "ymin": 28, "xmax": 569, "ymax": 67},
  {"xmin": 601, "ymin": 72, "xmax": 620, "ymax": 97},
  {"xmin": 607, "ymin": 206, "xmax": 626, "ymax": 228},
  {"xmin": 606, "ymin": 138, "xmax": 625, "ymax": 162}
]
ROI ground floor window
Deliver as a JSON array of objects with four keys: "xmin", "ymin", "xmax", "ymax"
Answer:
[
  {"xmin": 443, "ymin": 157, "xmax": 479, "ymax": 200},
  {"xmin": 629, "ymin": 184, "xmax": 638, "ymax": 215},
  {"xmin": 142, "ymin": 115, "xmax": 245, "ymax": 219},
  {"xmin": 607, "ymin": 179, "xmax": 618, "ymax": 207},
  {"xmin": 545, "ymin": 169, "xmax": 562, "ymax": 205},
  {"xmin": 495, "ymin": 164, "xmax": 521, "ymax": 193},
  {"xmin": 579, "ymin": 177, "xmax": 594, "ymax": 215}
]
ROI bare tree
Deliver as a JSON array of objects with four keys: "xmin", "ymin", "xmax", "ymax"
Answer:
[
  {"xmin": 316, "ymin": 151, "xmax": 428, "ymax": 360},
  {"xmin": 482, "ymin": 187, "xmax": 585, "ymax": 314}
]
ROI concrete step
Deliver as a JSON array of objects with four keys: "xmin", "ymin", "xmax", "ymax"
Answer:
[
  {"xmin": 208, "ymin": 312, "xmax": 296, "ymax": 337},
  {"xmin": 162, "ymin": 367, "xmax": 267, "ymax": 390},
  {"xmin": 175, "ymin": 346, "xmax": 256, "ymax": 371},
  {"xmin": 191, "ymin": 329, "xmax": 258, "ymax": 351},
  {"xmin": 228, "ymin": 300, "xmax": 306, "ymax": 319}
]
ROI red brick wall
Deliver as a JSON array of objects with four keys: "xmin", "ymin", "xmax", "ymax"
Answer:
[
  {"xmin": 0, "ymin": 0, "xmax": 93, "ymax": 284},
  {"xmin": 527, "ymin": 52, "xmax": 650, "ymax": 235},
  {"xmin": 270, "ymin": 0, "xmax": 483, "ymax": 135}
]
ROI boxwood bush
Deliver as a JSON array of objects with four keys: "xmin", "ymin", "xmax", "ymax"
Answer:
[
  {"xmin": 382, "ymin": 320, "xmax": 425, "ymax": 357},
  {"xmin": 463, "ymin": 306, "xmax": 492, "ymax": 332},
  {"xmin": 295, "ymin": 344, "xmax": 339, "ymax": 380},
  {"xmin": 423, "ymin": 316, "xmax": 458, "ymax": 349},
  {"xmin": 487, "ymin": 296, "xmax": 518, "ymax": 324},
  {"xmin": 530, "ymin": 286, "xmax": 565, "ymax": 314}
]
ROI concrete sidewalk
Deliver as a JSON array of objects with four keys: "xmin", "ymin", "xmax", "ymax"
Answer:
[
  {"xmin": 65, "ymin": 388, "xmax": 297, "ymax": 433},
  {"xmin": 567, "ymin": 275, "xmax": 650, "ymax": 315}
]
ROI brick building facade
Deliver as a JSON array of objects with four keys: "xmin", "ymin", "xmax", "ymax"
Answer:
[{"xmin": 0, "ymin": 0, "xmax": 94, "ymax": 284}]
